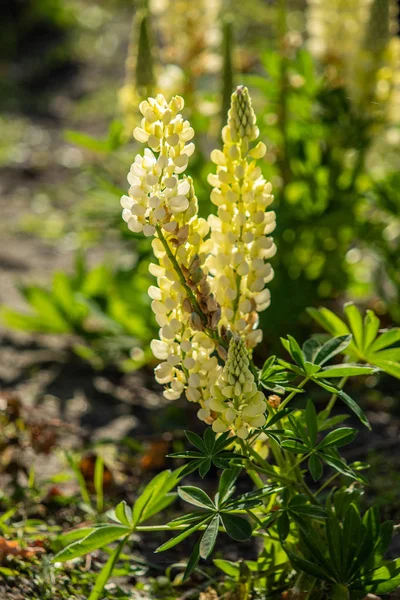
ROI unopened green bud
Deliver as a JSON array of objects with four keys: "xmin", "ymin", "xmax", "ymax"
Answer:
[{"xmin": 228, "ymin": 86, "xmax": 259, "ymax": 143}]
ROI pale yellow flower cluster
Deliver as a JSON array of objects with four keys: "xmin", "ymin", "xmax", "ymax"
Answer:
[
  {"xmin": 122, "ymin": 94, "xmax": 222, "ymax": 409},
  {"xmin": 149, "ymin": 0, "xmax": 222, "ymax": 77},
  {"xmin": 210, "ymin": 337, "xmax": 267, "ymax": 439},
  {"xmin": 121, "ymin": 94, "xmax": 195, "ymax": 236},
  {"xmin": 121, "ymin": 87, "xmax": 275, "ymax": 438},
  {"xmin": 205, "ymin": 86, "xmax": 276, "ymax": 348}
]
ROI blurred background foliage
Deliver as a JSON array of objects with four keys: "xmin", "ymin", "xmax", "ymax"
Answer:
[{"xmin": 1, "ymin": 0, "xmax": 400, "ymax": 369}]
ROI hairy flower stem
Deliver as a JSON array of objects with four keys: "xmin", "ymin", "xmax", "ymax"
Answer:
[{"xmin": 155, "ymin": 224, "xmax": 227, "ymax": 349}]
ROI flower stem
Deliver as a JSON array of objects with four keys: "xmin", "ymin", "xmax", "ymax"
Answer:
[
  {"xmin": 280, "ymin": 377, "xmax": 309, "ymax": 409},
  {"xmin": 155, "ymin": 224, "xmax": 227, "ymax": 349}
]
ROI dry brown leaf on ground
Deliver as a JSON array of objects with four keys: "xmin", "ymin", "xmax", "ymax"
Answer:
[{"xmin": 0, "ymin": 537, "xmax": 45, "ymax": 561}]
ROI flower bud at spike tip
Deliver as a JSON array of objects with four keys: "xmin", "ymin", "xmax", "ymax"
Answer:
[
  {"xmin": 211, "ymin": 337, "xmax": 267, "ymax": 438},
  {"xmin": 229, "ymin": 86, "xmax": 258, "ymax": 142}
]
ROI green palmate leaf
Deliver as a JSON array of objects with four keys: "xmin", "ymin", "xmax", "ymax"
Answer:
[
  {"xmin": 317, "ymin": 428, "xmax": 357, "ymax": 450},
  {"xmin": 374, "ymin": 521, "xmax": 394, "ymax": 565},
  {"xmin": 308, "ymin": 305, "xmax": 400, "ymax": 379},
  {"xmin": 307, "ymin": 307, "xmax": 350, "ymax": 338},
  {"xmin": 305, "ymin": 400, "xmax": 318, "ymax": 446},
  {"xmin": 185, "ymin": 431, "xmax": 207, "ymax": 453},
  {"xmin": 200, "ymin": 515, "xmax": 220, "ymax": 559},
  {"xmin": 365, "ymin": 559, "xmax": 400, "ymax": 594},
  {"xmin": 309, "ymin": 454, "xmax": 323, "ymax": 481},
  {"xmin": 319, "ymin": 451, "xmax": 356, "ymax": 479},
  {"xmin": 369, "ymin": 329, "xmax": 400, "ymax": 352},
  {"xmin": 199, "ymin": 459, "xmax": 212, "ymax": 478},
  {"xmin": 213, "ymin": 559, "xmax": 240, "ymax": 578},
  {"xmin": 112, "ymin": 501, "xmax": 132, "ymax": 528},
  {"xmin": 281, "ymin": 440, "xmax": 308, "ymax": 454},
  {"xmin": 218, "ymin": 468, "xmax": 240, "ymax": 505},
  {"xmin": 183, "ymin": 538, "xmax": 201, "ymax": 581},
  {"xmin": 178, "ymin": 487, "xmax": 215, "ymax": 510},
  {"xmin": 344, "ymin": 303, "xmax": 364, "ymax": 349},
  {"xmin": 53, "ymin": 527, "xmax": 100, "ymax": 552},
  {"xmin": 314, "ymin": 364, "xmax": 375, "ymax": 378},
  {"xmin": 287, "ymin": 335, "xmax": 306, "ymax": 368},
  {"xmin": 169, "ymin": 512, "xmax": 209, "ymax": 526},
  {"xmin": 325, "ymin": 515, "xmax": 342, "ymax": 580},
  {"xmin": 316, "ymin": 380, "xmax": 370, "ymax": 429},
  {"xmin": 277, "ymin": 512, "xmax": 290, "ymax": 541},
  {"xmin": 203, "ymin": 427, "xmax": 216, "ymax": 453},
  {"xmin": 155, "ymin": 519, "xmax": 209, "ymax": 553},
  {"xmin": 88, "ymin": 535, "xmax": 128, "ymax": 600},
  {"xmin": 298, "ymin": 525, "xmax": 335, "ymax": 577},
  {"xmin": 363, "ymin": 310, "xmax": 380, "ymax": 351},
  {"xmin": 53, "ymin": 525, "xmax": 130, "ymax": 562},
  {"xmin": 371, "ymin": 358, "xmax": 400, "ymax": 379},
  {"xmin": 304, "ymin": 362, "xmax": 322, "ymax": 376},
  {"xmin": 264, "ymin": 408, "xmax": 293, "ymax": 429},
  {"xmin": 302, "ymin": 337, "xmax": 324, "ymax": 363},
  {"xmin": 132, "ymin": 469, "xmax": 180, "ymax": 527},
  {"xmin": 342, "ymin": 504, "xmax": 362, "ymax": 575},
  {"xmin": 221, "ymin": 513, "xmax": 252, "ymax": 541},
  {"xmin": 314, "ymin": 335, "xmax": 352, "ymax": 366},
  {"xmin": 285, "ymin": 549, "xmax": 332, "ymax": 581},
  {"xmin": 260, "ymin": 355, "xmax": 276, "ymax": 379}
]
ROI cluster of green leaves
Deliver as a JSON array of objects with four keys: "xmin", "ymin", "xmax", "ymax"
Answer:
[
  {"xmin": 288, "ymin": 500, "xmax": 400, "ymax": 598},
  {"xmin": 308, "ymin": 301, "xmax": 400, "ymax": 379},
  {"xmin": 1, "ymin": 254, "xmax": 155, "ymax": 369},
  {"xmin": 156, "ymin": 468, "xmax": 281, "ymax": 581},
  {"xmin": 262, "ymin": 330, "xmax": 375, "ymax": 428},
  {"xmin": 281, "ymin": 400, "xmax": 359, "ymax": 482},
  {"xmin": 53, "ymin": 469, "xmax": 181, "ymax": 600},
  {"xmin": 168, "ymin": 428, "xmax": 246, "ymax": 478}
]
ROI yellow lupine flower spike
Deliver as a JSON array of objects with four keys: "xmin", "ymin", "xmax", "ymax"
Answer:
[
  {"xmin": 121, "ymin": 94, "xmax": 221, "ymax": 409},
  {"xmin": 206, "ymin": 86, "xmax": 276, "ymax": 348}
]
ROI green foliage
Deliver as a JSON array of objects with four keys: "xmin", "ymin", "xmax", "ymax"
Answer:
[
  {"xmin": 308, "ymin": 302, "xmax": 400, "ymax": 379},
  {"xmin": 53, "ymin": 469, "xmax": 183, "ymax": 598},
  {"xmin": 287, "ymin": 503, "xmax": 400, "ymax": 596},
  {"xmin": 157, "ymin": 468, "xmax": 281, "ymax": 580},
  {"xmin": 168, "ymin": 428, "xmax": 246, "ymax": 478},
  {"xmin": 1, "ymin": 254, "xmax": 155, "ymax": 369}
]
